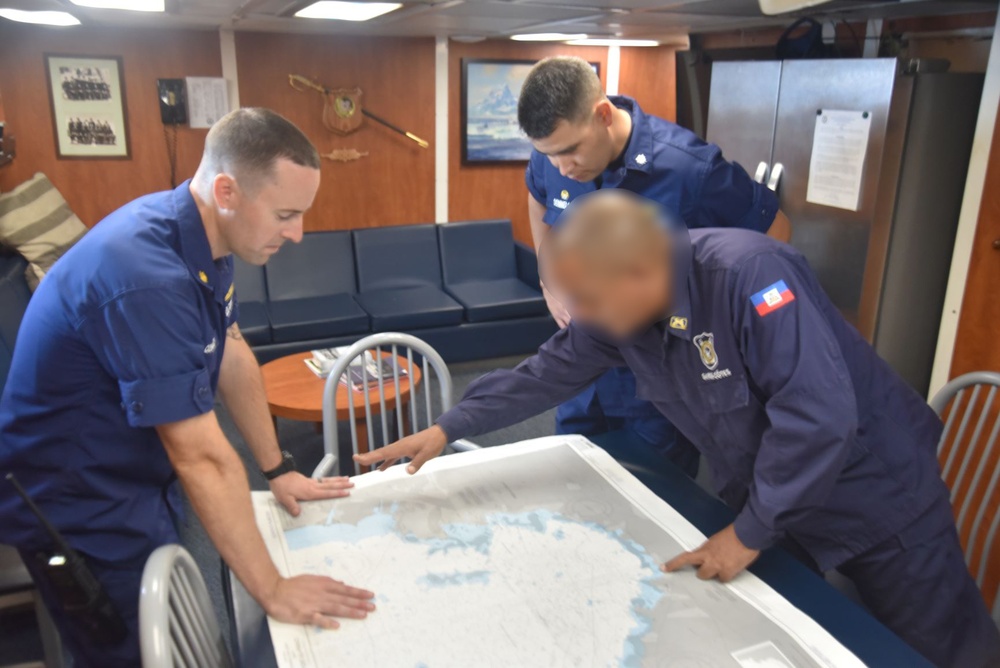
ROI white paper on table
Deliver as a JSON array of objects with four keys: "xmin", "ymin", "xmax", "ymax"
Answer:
[
  {"xmin": 806, "ymin": 109, "xmax": 873, "ymax": 212},
  {"xmin": 252, "ymin": 436, "xmax": 867, "ymax": 668},
  {"xmin": 184, "ymin": 77, "xmax": 229, "ymax": 129}
]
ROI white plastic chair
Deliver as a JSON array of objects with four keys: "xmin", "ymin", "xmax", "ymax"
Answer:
[
  {"xmin": 139, "ymin": 544, "xmax": 232, "ymax": 668},
  {"xmin": 930, "ymin": 371, "xmax": 1000, "ymax": 626},
  {"xmin": 312, "ymin": 333, "xmax": 479, "ymax": 478}
]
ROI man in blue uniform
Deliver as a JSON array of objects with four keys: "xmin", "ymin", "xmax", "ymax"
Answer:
[
  {"xmin": 0, "ymin": 109, "xmax": 375, "ymax": 666},
  {"xmin": 519, "ymin": 56, "xmax": 791, "ymax": 477},
  {"xmin": 357, "ymin": 191, "xmax": 1000, "ymax": 668}
]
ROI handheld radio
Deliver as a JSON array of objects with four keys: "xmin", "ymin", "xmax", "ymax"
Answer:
[{"xmin": 6, "ymin": 473, "xmax": 127, "ymax": 645}]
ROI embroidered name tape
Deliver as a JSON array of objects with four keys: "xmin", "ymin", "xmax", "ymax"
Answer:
[{"xmin": 750, "ymin": 280, "xmax": 796, "ymax": 317}]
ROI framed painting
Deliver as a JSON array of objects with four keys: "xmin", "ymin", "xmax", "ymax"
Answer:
[
  {"xmin": 461, "ymin": 58, "xmax": 600, "ymax": 165},
  {"xmin": 45, "ymin": 54, "xmax": 130, "ymax": 159}
]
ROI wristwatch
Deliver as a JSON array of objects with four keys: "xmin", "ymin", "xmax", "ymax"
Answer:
[{"xmin": 262, "ymin": 450, "xmax": 296, "ymax": 481}]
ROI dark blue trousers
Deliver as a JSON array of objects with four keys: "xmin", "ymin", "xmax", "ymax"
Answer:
[
  {"xmin": 20, "ymin": 548, "xmax": 147, "ymax": 667},
  {"xmin": 834, "ymin": 498, "xmax": 1000, "ymax": 668}
]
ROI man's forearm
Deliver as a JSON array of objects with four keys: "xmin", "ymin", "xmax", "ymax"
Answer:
[
  {"xmin": 437, "ymin": 326, "xmax": 619, "ymax": 440},
  {"xmin": 218, "ymin": 326, "xmax": 282, "ymax": 472},
  {"xmin": 160, "ymin": 416, "xmax": 282, "ymax": 607}
]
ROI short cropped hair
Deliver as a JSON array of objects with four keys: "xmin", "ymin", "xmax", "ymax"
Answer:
[
  {"xmin": 201, "ymin": 108, "xmax": 319, "ymax": 189},
  {"xmin": 517, "ymin": 56, "xmax": 604, "ymax": 140}
]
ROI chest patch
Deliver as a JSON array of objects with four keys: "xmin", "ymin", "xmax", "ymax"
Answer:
[{"xmin": 751, "ymin": 280, "xmax": 796, "ymax": 317}]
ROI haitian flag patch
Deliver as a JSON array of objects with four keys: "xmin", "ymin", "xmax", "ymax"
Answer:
[{"xmin": 750, "ymin": 280, "xmax": 796, "ymax": 317}]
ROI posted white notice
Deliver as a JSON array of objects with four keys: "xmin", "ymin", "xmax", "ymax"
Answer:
[
  {"xmin": 806, "ymin": 109, "xmax": 873, "ymax": 211},
  {"xmin": 184, "ymin": 77, "xmax": 229, "ymax": 129}
]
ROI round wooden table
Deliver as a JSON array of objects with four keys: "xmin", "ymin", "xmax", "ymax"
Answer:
[{"xmin": 260, "ymin": 351, "xmax": 422, "ymax": 464}]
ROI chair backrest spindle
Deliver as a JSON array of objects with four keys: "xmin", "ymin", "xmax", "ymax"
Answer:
[{"xmin": 930, "ymin": 371, "xmax": 1000, "ymax": 618}]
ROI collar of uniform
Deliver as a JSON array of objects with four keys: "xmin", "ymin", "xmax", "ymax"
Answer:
[
  {"xmin": 608, "ymin": 95, "xmax": 654, "ymax": 176},
  {"xmin": 662, "ymin": 226, "xmax": 693, "ymax": 341},
  {"xmin": 172, "ymin": 180, "xmax": 228, "ymax": 305}
]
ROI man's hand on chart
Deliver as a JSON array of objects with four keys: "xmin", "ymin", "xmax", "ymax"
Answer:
[
  {"xmin": 270, "ymin": 471, "xmax": 354, "ymax": 517},
  {"xmin": 541, "ymin": 283, "xmax": 571, "ymax": 329},
  {"xmin": 353, "ymin": 425, "xmax": 448, "ymax": 474},
  {"xmin": 264, "ymin": 574, "xmax": 375, "ymax": 630},
  {"xmin": 661, "ymin": 524, "xmax": 760, "ymax": 583}
]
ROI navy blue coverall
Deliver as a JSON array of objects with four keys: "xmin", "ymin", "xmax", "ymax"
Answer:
[
  {"xmin": 0, "ymin": 181, "xmax": 238, "ymax": 666},
  {"xmin": 437, "ymin": 227, "xmax": 1000, "ymax": 668},
  {"xmin": 526, "ymin": 95, "xmax": 779, "ymax": 478}
]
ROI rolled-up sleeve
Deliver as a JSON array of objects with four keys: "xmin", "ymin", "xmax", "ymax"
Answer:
[
  {"xmin": 436, "ymin": 325, "xmax": 624, "ymax": 441},
  {"xmin": 730, "ymin": 253, "xmax": 857, "ymax": 550},
  {"xmin": 695, "ymin": 149, "xmax": 778, "ymax": 233},
  {"xmin": 79, "ymin": 284, "xmax": 215, "ymax": 427}
]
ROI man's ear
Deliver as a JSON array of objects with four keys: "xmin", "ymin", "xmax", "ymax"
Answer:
[
  {"xmin": 594, "ymin": 99, "xmax": 615, "ymax": 128},
  {"xmin": 212, "ymin": 173, "xmax": 238, "ymax": 212}
]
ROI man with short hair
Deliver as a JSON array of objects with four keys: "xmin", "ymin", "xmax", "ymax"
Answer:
[
  {"xmin": 0, "ymin": 108, "xmax": 374, "ymax": 666},
  {"xmin": 519, "ymin": 56, "xmax": 791, "ymax": 477},
  {"xmin": 357, "ymin": 190, "xmax": 1000, "ymax": 668}
]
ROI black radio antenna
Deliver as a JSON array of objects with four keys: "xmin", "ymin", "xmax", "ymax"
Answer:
[{"xmin": 6, "ymin": 473, "xmax": 74, "ymax": 556}]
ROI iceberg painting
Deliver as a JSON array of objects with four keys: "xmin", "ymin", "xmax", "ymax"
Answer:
[{"xmin": 461, "ymin": 59, "xmax": 536, "ymax": 163}]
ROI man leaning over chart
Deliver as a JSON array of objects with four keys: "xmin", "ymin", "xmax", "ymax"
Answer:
[{"xmin": 356, "ymin": 190, "xmax": 1000, "ymax": 668}]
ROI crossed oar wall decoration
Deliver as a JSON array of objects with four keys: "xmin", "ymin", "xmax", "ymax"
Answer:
[{"xmin": 289, "ymin": 74, "xmax": 430, "ymax": 150}]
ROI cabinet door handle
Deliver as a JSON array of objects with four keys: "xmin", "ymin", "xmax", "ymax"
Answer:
[
  {"xmin": 767, "ymin": 162, "xmax": 784, "ymax": 192},
  {"xmin": 992, "ymin": 238, "xmax": 1000, "ymax": 250},
  {"xmin": 754, "ymin": 161, "xmax": 768, "ymax": 184}
]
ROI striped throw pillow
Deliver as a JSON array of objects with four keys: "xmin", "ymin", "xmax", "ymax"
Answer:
[{"xmin": 0, "ymin": 173, "xmax": 86, "ymax": 289}]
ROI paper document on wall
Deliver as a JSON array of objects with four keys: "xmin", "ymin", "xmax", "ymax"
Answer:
[
  {"xmin": 253, "ymin": 436, "xmax": 867, "ymax": 668},
  {"xmin": 185, "ymin": 77, "xmax": 229, "ymax": 129},
  {"xmin": 806, "ymin": 109, "xmax": 872, "ymax": 211}
]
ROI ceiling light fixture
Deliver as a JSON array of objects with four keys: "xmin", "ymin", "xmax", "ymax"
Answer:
[
  {"xmin": 0, "ymin": 8, "xmax": 80, "ymax": 25},
  {"xmin": 69, "ymin": 0, "xmax": 164, "ymax": 11},
  {"xmin": 567, "ymin": 38, "xmax": 659, "ymax": 47},
  {"xmin": 510, "ymin": 33, "xmax": 588, "ymax": 42},
  {"xmin": 295, "ymin": 1, "xmax": 402, "ymax": 22}
]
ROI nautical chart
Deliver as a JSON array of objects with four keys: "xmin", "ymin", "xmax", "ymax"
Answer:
[{"xmin": 252, "ymin": 436, "xmax": 865, "ymax": 668}]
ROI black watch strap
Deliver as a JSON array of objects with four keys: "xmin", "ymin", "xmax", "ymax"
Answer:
[{"xmin": 262, "ymin": 450, "xmax": 296, "ymax": 481}]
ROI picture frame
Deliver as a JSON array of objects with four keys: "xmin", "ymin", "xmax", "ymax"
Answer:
[
  {"xmin": 44, "ymin": 54, "xmax": 130, "ymax": 160},
  {"xmin": 460, "ymin": 58, "xmax": 600, "ymax": 165}
]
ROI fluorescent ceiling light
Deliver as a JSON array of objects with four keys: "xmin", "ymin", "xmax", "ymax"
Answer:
[
  {"xmin": 758, "ymin": 0, "xmax": 832, "ymax": 15},
  {"xmin": 295, "ymin": 1, "xmax": 402, "ymax": 21},
  {"xmin": 69, "ymin": 0, "xmax": 164, "ymax": 10},
  {"xmin": 0, "ymin": 8, "xmax": 80, "ymax": 25},
  {"xmin": 567, "ymin": 38, "xmax": 659, "ymax": 47},
  {"xmin": 510, "ymin": 33, "xmax": 588, "ymax": 42}
]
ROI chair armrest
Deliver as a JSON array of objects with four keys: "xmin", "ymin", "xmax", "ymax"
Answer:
[{"xmin": 514, "ymin": 242, "xmax": 541, "ymax": 288}]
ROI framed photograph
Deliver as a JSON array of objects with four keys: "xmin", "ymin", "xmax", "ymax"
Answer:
[
  {"xmin": 45, "ymin": 54, "xmax": 130, "ymax": 159},
  {"xmin": 461, "ymin": 58, "xmax": 599, "ymax": 165}
]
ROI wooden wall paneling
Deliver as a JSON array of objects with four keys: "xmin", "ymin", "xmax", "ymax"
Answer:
[
  {"xmin": 0, "ymin": 23, "xmax": 221, "ymax": 226},
  {"xmin": 235, "ymin": 32, "xmax": 436, "ymax": 232},
  {"xmin": 618, "ymin": 46, "xmax": 678, "ymax": 122},
  {"xmin": 950, "ymin": 121, "xmax": 1000, "ymax": 377},
  {"xmin": 447, "ymin": 41, "xmax": 610, "ymax": 245}
]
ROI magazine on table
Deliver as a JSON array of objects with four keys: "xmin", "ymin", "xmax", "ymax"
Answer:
[{"xmin": 304, "ymin": 346, "xmax": 407, "ymax": 391}]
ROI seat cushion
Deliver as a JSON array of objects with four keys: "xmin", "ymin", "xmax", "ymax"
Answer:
[
  {"xmin": 355, "ymin": 286, "xmax": 464, "ymax": 331},
  {"xmin": 236, "ymin": 300, "xmax": 271, "ymax": 346},
  {"xmin": 353, "ymin": 225, "xmax": 443, "ymax": 292},
  {"xmin": 268, "ymin": 294, "xmax": 369, "ymax": 343},
  {"xmin": 446, "ymin": 279, "xmax": 547, "ymax": 323},
  {"xmin": 438, "ymin": 219, "xmax": 518, "ymax": 284},
  {"xmin": 265, "ymin": 231, "xmax": 357, "ymax": 299},
  {"xmin": 0, "ymin": 173, "xmax": 87, "ymax": 289}
]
